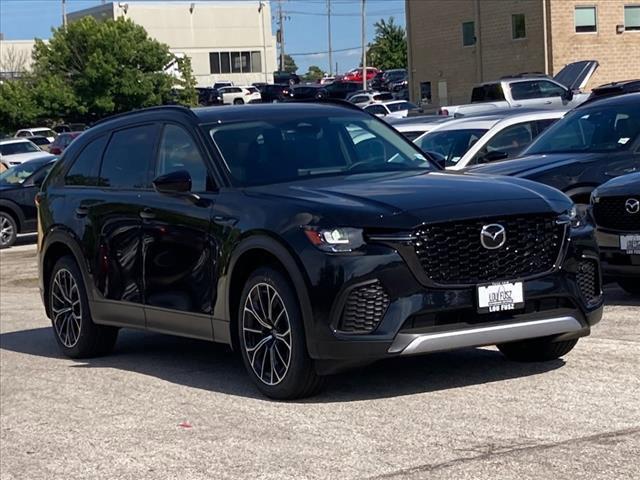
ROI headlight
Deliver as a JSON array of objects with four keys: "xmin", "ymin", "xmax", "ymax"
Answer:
[
  {"xmin": 558, "ymin": 205, "xmax": 583, "ymax": 228},
  {"xmin": 303, "ymin": 227, "xmax": 365, "ymax": 253}
]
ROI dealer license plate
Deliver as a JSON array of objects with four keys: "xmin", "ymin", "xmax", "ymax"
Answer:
[
  {"xmin": 620, "ymin": 235, "xmax": 640, "ymax": 255},
  {"xmin": 477, "ymin": 281, "xmax": 524, "ymax": 313}
]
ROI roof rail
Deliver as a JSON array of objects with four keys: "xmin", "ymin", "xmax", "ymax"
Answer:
[
  {"xmin": 91, "ymin": 104, "xmax": 197, "ymax": 128},
  {"xmin": 290, "ymin": 97, "xmax": 364, "ymax": 112},
  {"xmin": 500, "ymin": 72, "xmax": 550, "ymax": 80}
]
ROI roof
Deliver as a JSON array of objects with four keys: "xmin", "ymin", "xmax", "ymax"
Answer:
[
  {"xmin": 0, "ymin": 138, "xmax": 33, "ymax": 145},
  {"xmin": 579, "ymin": 91, "xmax": 640, "ymax": 109},
  {"xmin": 429, "ymin": 109, "xmax": 566, "ymax": 132}
]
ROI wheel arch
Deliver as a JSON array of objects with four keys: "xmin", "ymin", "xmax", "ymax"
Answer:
[
  {"xmin": 225, "ymin": 234, "xmax": 313, "ymax": 353},
  {"xmin": 0, "ymin": 200, "xmax": 24, "ymax": 232},
  {"xmin": 41, "ymin": 228, "xmax": 93, "ymax": 318},
  {"xmin": 564, "ymin": 184, "xmax": 599, "ymax": 205}
]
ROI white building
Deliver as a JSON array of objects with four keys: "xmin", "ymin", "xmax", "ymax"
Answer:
[
  {"xmin": 0, "ymin": 39, "xmax": 38, "ymax": 79},
  {"xmin": 68, "ymin": 1, "xmax": 277, "ymax": 87}
]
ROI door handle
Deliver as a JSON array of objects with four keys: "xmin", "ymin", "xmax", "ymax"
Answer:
[
  {"xmin": 75, "ymin": 206, "xmax": 89, "ymax": 217},
  {"xmin": 139, "ymin": 208, "xmax": 156, "ymax": 220},
  {"xmin": 544, "ymin": 101, "xmax": 553, "ymax": 105}
]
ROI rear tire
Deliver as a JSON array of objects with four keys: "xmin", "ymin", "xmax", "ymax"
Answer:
[
  {"xmin": 48, "ymin": 255, "xmax": 118, "ymax": 358},
  {"xmin": 497, "ymin": 338, "xmax": 578, "ymax": 362},
  {"xmin": 233, "ymin": 98, "xmax": 244, "ymax": 105},
  {"xmin": 0, "ymin": 212, "xmax": 17, "ymax": 249},
  {"xmin": 237, "ymin": 267, "xmax": 324, "ymax": 399},
  {"xmin": 617, "ymin": 278, "xmax": 640, "ymax": 295}
]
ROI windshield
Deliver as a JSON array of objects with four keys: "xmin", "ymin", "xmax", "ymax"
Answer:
[
  {"xmin": 524, "ymin": 104, "xmax": 640, "ymax": 155},
  {"xmin": 205, "ymin": 114, "xmax": 434, "ymax": 186},
  {"xmin": 0, "ymin": 160, "xmax": 49, "ymax": 185},
  {"xmin": 415, "ymin": 129, "xmax": 488, "ymax": 167},
  {"xmin": 0, "ymin": 141, "xmax": 40, "ymax": 156}
]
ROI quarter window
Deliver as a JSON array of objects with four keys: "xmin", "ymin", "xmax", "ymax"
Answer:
[
  {"xmin": 156, "ymin": 125, "xmax": 213, "ymax": 193},
  {"xmin": 365, "ymin": 104, "xmax": 388, "ymax": 116},
  {"xmin": 625, "ymin": 6, "xmax": 640, "ymax": 31},
  {"xmin": 65, "ymin": 135, "xmax": 108, "ymax": 186},
  {"xmin": 575, "ymin": 6, "xmax": 597, "ymax": 33},
  {"xmin": 512, "ymin": 14, "xmax": 526, "ymax": 39},
  {"xmin": 99, "ymin": 125, "xmax": 157, "ymax": 189}
]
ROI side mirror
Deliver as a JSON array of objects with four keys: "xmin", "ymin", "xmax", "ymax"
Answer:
[
  {"xmin": 480, "ymin": 150, "xmax": 509, "ymax": 163},
  {"xmin": 153, "ymin": 170, "xmax": 192, "ymax": 194},
  {"xmin": 562, "ymin": 88, "xmax": 574, "ymax": 101}
]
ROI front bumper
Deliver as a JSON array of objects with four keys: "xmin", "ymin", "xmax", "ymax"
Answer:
[
  {"xmin": 595, "ymin": 229, "xmax": 640, "ymax": 279},
  {"xmin": 298, "ymin": 223, "xmax": 603, "ymax": 366}
]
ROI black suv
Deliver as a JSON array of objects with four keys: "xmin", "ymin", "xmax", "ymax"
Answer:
[
  {"xmin": 38, "ymin": 103, "xmax": 603, "ymax": 399},
  {"xmin": 590, "ymin": 172, "xmax": 640, "ymax": 294}
]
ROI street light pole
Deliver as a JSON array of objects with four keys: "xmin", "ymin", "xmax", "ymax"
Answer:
[
  {"xmin": 327, "ymin": 0, "xmax": 333, "ymax": 76},
  {"xmin": 62, "ymin": 0, "xmax": 67, "ymax": 28},
  {"xmin": 361, "ymin": 0, "xmax": 366, "ymax": 90}
]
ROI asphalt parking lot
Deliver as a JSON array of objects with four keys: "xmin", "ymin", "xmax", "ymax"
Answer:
[{"xmin": 1, "ymin": 240, "xmax": 639, "ymax": 480}]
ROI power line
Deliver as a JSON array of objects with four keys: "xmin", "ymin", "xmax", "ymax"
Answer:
[{"xmin": 288, "ymin": 46, "xmax": 360, "ymax": 56}]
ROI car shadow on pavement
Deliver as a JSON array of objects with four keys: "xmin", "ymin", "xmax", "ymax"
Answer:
[
  {"xmin": 602, "ymin": 284, "xmax": 640, "ymax": 307},
  {"xmin": 0, "ymin": 326, "xmax": 565, "ymax": 402}
]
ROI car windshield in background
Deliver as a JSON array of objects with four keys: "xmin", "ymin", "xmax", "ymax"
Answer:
[
  {"xmin": 387, "ymin": 102, "xmax": 415, "ymax": 113},
  {"xmin": 35, "ymin": 130, "xmax": 56, "ymax": 138},
  {"xmin": 0, "ymin": 142, "xmax": 40, "ymax": 155},
  {"xmin": 415, "ymin": 129, "xmax": 488, "ymax": 167},
  {"xmin": 524, "ymin": 104, "xmax": 640, "ymax": 155},
  {"xmin": 206, "ymin": 115, "xmax": 433, "ymax": 186},
  {"xmin": 0, "ymin": 160, "xmax": 48, "ymax": 185}
]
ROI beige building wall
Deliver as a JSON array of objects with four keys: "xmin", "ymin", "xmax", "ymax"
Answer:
[
  {"xmin": 69, "ymin": 1, "xmax": 278, "ymax": 87},
  {"xmin": 547, "ymin": 0, "xmax": 640, "ymax": 89},
  {"xmin": 0, "ymin": 40, "xmax": 38, "ymax": 78},
  {"xmin": 406, "ymin": 0, "xmax": 640, "ymax": 107}
]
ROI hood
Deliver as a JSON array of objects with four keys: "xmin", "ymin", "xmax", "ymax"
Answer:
[
  {"xmin": 1, "ymin": 152, "xmax": 53, "ymax": 164},
  {"xmin": 248, "ymin": 171, "xmax": 571, "ymax": 228},
  {"xmin": 593, "ymin": 172, "xmax": 640, "ymax": 198},
  {"xmin": 0, "ymin": 183, "xmax": 21, "ymax": 193},
  {"xmin": 466, "ymin": 152, "xmax": 605, "ymax": 177},
  {"xmin": 553, "ymin": 60, "xmax": 599, "ymax": 91}
]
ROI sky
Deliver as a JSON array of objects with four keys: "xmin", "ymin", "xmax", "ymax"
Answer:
[{"xmin": 0, "ymin": 0, "xmax": 406, "ymax": 74}]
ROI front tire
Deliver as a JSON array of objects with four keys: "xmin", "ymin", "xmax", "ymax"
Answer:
[
  {"xmin": 237, "ymin": 268, "xmax": 324, "ymax": 399},
  {"xmin": 48, "ymin": 256, "xmax": 118, "ymax": 358},
  {"xmin": 233, "ymin": 98, "xmax": 245, "ymax": 105},
  {"xmin": 497, "ymin": 337, "xmax": 578, "ymax": 362},
  {"xmin": 0, "ymin": 212, "xmax": 17, "ymax": 249},
  {"xmin": 617, "ymin": 278, "xmax": 640, "ymax": 295}
]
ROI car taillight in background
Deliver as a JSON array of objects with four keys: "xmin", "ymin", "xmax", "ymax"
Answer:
[{"xmin": 439, "ymin": 108, "xmax": 449, "ymax": 116}]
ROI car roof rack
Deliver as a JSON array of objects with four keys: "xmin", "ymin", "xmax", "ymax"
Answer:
[{"xmin": 92, "ymin": 105, "xmax": 198, "ymax": 128}]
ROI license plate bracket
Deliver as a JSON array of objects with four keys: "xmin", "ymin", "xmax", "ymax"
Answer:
[
  {"xmin": 620, "ymin": 234, "xmax": 640, "ymax": 255},
  {"xmin": 477, "ymin": 281, "xmax": 524, "ymax": 314}
]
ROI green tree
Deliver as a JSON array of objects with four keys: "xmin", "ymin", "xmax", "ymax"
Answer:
[
  {"xmin": 283, "ymin": 54, "xmax": 298, "ymax": 73},
  {"xmin": 175, "ymin": 55, "xmax": 198, "ymax": 106},
  {"xmin": 0, "ymin": 80, "xmax": 40, "ymax": 134},
  {"xmin": 366, "ymin": 17, "xmax": 407, "ymax": 71},
  {"xmin": 303, "ymin": 65, "xmax": 325, "ymax": 82},
  {"xmin": 31, "ymin": 16, "xmax": 196, "ymax": 121}
]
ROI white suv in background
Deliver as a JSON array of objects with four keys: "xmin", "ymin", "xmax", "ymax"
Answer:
[
  {"xmin": 218, "ymin": 86, "xmax": 262, "ymax": 105},
  {"xmin": 0, "ymin": 138, "xmax": 55, "ymax": 169},
  {"xmin": 15, "ymin": 127, "xmax": 57, "ymax": 142},
  {"xmin": 414, "ymin": 109, "xmax": 567, "ymax": 170}
]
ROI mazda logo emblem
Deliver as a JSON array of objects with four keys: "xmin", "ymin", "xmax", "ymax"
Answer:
[
  {"xmin": 480, "ymin": 224, "xmax": 506, "ymax": 250},
  {"xmin": 625, "ymin": 198, "xmax": 640, "ymax": 215}
]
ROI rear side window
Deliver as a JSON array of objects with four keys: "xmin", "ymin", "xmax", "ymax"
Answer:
[
  {"xmin": 471, "ymin": 84, "xmax": 505, "ymax": 102},
  {"xmin": 65, "ymin": 135, "xmax": 108, "ymax": 186},
  {"xmin": 98, "ymin": 125, "xmax": 157, "ymax": 189}
]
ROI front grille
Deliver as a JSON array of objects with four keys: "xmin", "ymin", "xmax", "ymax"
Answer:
[
  {"xmin": 593, "ymin": 197, "xmax": 640, "ymax": 232},
  {"xmin": 339, "ymin": 281, "xmax": 390, "ymax": 333},
  {"xmin": 413, "ymin": 214, "xmax": 565, "ymax": 285},
  {"xmin": 577, "ymin": 260, "xmax": 600, "ymax": 304}
]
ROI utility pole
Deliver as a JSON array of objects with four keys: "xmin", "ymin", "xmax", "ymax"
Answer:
[
  {"xmin": 278, "ymin": 0, "xmax": 285, "ymax": 72},
  {"xmin": 62, "ymin": 0, "xmax": 67, "ymax": 28},
  {"xmin": 327, "ymin": 0, "xmax": 333, "ymax": 76},
  {"xmin": 361, "ymin": 0, "xmax": 366, "ymax": 90}
]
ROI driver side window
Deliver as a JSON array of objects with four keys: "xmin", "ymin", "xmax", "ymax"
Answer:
[
  {"xmin": 156, "ymin": 125, "xmax": 213, "ymax": 192},
  {"xmin": 473, "ymin": 122, "xmax": 534, "ymax": 164}
]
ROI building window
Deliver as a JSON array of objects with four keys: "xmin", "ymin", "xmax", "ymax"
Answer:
[
  {"xmin": 209, "ymin": 51, "xmax": 263, "ymax": 74},
  {"xmin": 625, "ymin": 6, "xmax": 640, "ymax": 31},
  {"xmin": 575, "ymin": 6, "xmax": 597, "ymax": 33},
  {"xmin": 512, "ymin": 14, "xmax": 526, "ymax": 39},
  {"xmin": 462, "ymin": 21, "xmax": 476, "ymax": 46}
]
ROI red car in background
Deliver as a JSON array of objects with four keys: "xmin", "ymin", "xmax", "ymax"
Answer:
[
  {"xmin": 342, "ymin": 67, "xmax": 379, "ymax": 83},
  {"xmin": 49, "ymin": 131, "xmax": 83, "ymax": 155}
]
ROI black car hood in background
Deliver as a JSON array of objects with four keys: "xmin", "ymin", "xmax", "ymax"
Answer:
[
  {"xmin": 553, "ymin": 60, "xmax": 599, "ymax": 91},
  {"xmin": 467, "ymin": 153, "xmax": 602, "ymax": 177},
  {"xmin": 247, "ymin": 171, "xmax": 571, "ymax": 228},
  {"xmin": 592, "ymin": 172, "xmax": 640, "ymax": 197}
]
